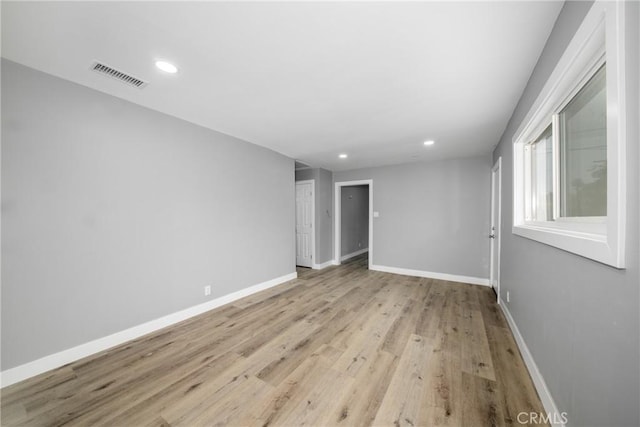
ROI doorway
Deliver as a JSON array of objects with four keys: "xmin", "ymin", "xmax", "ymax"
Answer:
[
  {"xmin": 490, "ymin": 157, "xmax": 502, "ymax": 302},
  {"xmin": 334, "ymin": 180, "xmax": 373, "ymax": 269},
  {"xmin": 295, "ymin": 180, "xmax": 315, "ymax": 268}
]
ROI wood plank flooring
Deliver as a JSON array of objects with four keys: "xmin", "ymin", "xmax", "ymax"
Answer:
[{"xmin": 1, "ymin": 255, "xmax": 548, "ymax": 426}]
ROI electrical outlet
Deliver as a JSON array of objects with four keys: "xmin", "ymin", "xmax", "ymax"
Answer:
[
  {"xmin": 506, "ymin": 291, "xmax": 510, "ymax": 303},
  {"xmin": 204, "ymin": 285, "xmax": 211, "ymax": 296}
]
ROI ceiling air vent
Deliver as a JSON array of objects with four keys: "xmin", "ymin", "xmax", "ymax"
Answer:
[{"xmin": 91, "ymin": 62, "xmax": 147, "ymax": 88}]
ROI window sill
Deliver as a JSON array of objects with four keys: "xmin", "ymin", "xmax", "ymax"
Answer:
[
  {"xmin": 513, "ymin": 223, "xmax": 623, "ymax": 268},
  {"xmin": 521, "ymin": 219, "xmax": 606, "ymax": 236}
]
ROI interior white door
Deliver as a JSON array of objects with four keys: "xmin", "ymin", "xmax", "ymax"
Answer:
[
  {"xmin": 489, "ymin": 157, "xmax": 502, "ymax": 300},
  {"xmin": 295, "ymin": 181, "xmax": 314, "ymax": 267}
]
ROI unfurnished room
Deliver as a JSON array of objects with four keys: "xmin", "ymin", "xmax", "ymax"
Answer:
[{"xmin": 1, "ymin": 1, "xmax": 639, "ymax": 426}]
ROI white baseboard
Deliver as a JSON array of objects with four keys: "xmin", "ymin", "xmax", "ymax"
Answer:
[
  {"xmin": 1, "ymin": 272, "xmax": 297, "ymax": 388},
  {"xmin": 340, "ymin": 248, "xmax": 369, "ymax": 262},
  {"xmin": 312, "ymin": 259, "xmax": 334, "ymax": 270},
  {"xmin": 370, "ymin": 264, "xmax": 490, "ymax": 287},
  {"xmin": 498, "ymin": 298, "xmax": 565, "ymax": 427}
]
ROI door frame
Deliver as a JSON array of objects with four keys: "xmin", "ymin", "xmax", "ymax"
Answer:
[
  {"xmin": 334, "ymin": 179, "xmax": 373, "ymax": 269},
  {"xmin": 295, "ymin": 179, "xmax": 315, "ymax": 268},
  {"xmin": 490, "ymin": 157, "xmax": 502, "ymax": 303}
]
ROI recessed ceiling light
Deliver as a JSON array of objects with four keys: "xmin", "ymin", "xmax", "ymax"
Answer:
[
  {"xmin": 339, "ymin": 154, "xmax": 348, "ymax": 159},
  {"xmin": 423, "ymin": 140, "xmax": 435, "ymax": 146},
  {"xmin": 155, "ymin": 60, "xmax": 178, "ymax": 74}
]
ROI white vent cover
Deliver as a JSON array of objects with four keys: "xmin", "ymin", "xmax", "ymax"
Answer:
[{"xmin": 91, "ymin": 62, "xmax": 147, "ymax": 88}]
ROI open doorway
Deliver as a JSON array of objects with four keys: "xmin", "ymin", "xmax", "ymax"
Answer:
[
  {"xmin": 490, "ymin": 157, "xmax": 502, "ymax": 302},
  {"xmin": 334, "ymin": 180, "xmax": 373, "ymax": 269}
]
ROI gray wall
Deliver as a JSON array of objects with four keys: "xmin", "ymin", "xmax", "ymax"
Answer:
[
  {"xmin": 340, "ymin": 185, "xmax": 369, "ymax": 257},
  {"xmin": 335, "ymin": 155, "xmax": 491, "ymax": 279},
  {"xmin": 316, "ymin": 168, "xmax": 333, "ymax": 264},
  {"xmin": 295, "ymin": 167, "xmax": 333, "ymax": 264},
  {"xmin": 492, "ymin": 2, "xmax": 640, "ymax": 426},
  {"xmin": 294, "ymin": 168, "xmax": 316, "ymax": 182},
  {"xmin": 1, "ymin": 60, "xmax": 296, "ymax": 370}
]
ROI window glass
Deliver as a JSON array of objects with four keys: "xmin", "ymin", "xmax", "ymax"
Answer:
[
  {"xmin": 559, "ymin": 65, "xmax": 607, "ymax": 217},
  {"xmin": 531, "ymin": 126, "xmax": 554, "ymax": 221}
]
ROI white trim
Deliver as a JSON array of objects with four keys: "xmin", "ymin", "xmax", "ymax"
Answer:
[
  {"xmin": 498, "ymin": 298, "xmax": 565, "ymax": 427},
  {"xmin": 370, "ymin": 264, "xmax": 490, "ymax": 287},
  {"xmin": 512, "ymin": 0, "xmax": 627, "ymax": 269},
  {"xmin": 312, "ymin": 259, "xmax": 334, "ymax": 270},
  {"xmin": 0, "ymin": 272, "xmax": 297, "ymax": 388},
  {"xmin": 334, "ymin": 180, "xmax": 373, "ymax": 270},
  {"xmin": 295, "ymin": 179, "xmax": 315, "ymax": 268},
  {"xmin": 340, "ymin": 248, "xmax": 369, "ymax": 262}
]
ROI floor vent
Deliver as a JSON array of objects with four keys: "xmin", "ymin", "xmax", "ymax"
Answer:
[{"xmin": 91, "ymin": 62, "xmax": 147, "ymax": 88}]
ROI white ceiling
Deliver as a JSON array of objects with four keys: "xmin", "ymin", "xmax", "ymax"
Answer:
[{"xmin": 2, "ymin": 1, "xmax": 563, "ymax": 171}]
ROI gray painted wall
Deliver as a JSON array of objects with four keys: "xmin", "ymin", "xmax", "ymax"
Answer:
[
  {"xmin": 492, "ymin": 2, "xmax": 639, "ymax": 426},
  {"xmin": 295, "ymin": 167, "xmax": 333, "ymax": 264},
  {"xmin": 316, "ymin": 168, "xmax": 334, "ymax": 264},
  {"xmin": 340, "ymin": 185, "xmax": 369, "ymax": 257},
  {"xmin": 1, "ymin": 60, "xmax": 296, "ymax": 370},
  {"xmin": 335, "ymin": 155, "xmax": 491, "ymax": 279},
  {"xmin": 294, "ymin": 168, "xmax": 316, "ymax": 182}
]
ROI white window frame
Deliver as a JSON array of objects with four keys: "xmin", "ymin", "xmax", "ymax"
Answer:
[{"xmin": 513, "ymin": 0, "xmax": 626, "ymax": 268}]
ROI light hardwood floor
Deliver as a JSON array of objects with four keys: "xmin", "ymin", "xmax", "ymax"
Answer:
[{"xmin": 1, "ymin": 255, "xmax": 547, "ymax": 426}]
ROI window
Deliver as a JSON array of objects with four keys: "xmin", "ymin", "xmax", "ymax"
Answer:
[
  {"xmin": 559, "ymin": 65, "xmax": 607, "ymax": 218},
  {"xmin": 513, "ymin": 1, "xmax": 626, "ymax": 268},
  {"xmin": 524, "ymin": 125, "xmax": 553, "ymax": 222}
]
